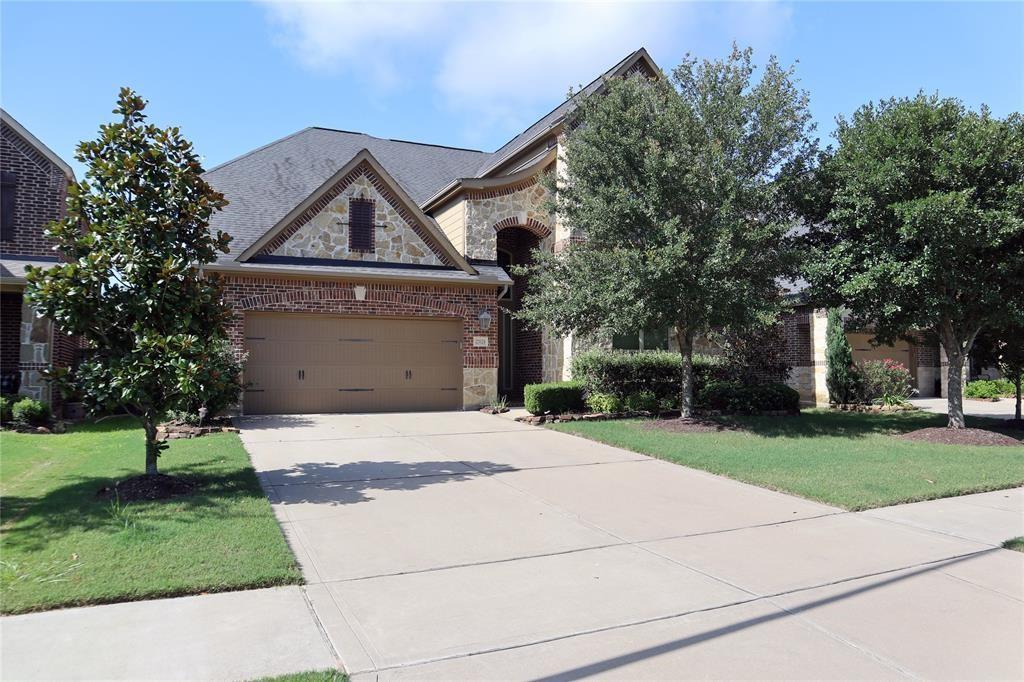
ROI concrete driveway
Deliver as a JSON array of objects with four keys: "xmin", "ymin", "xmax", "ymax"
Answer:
[{"xmin": 239, "ymin": 412, "xmax": 1023, "ymax": 680}]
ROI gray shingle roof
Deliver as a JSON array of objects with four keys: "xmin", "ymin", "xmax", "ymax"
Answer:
[
  {"xmin": 204, "ymin": 129, "xmax": 491, "ymax": 261},
  {"xmin": 204, "ymin": 48, "xmax": 652, "ymax": 264}
]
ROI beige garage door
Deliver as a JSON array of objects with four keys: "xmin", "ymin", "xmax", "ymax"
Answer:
[{"xmin": 243, "ymin": 313, "xmax": 463, "ymax": 414}]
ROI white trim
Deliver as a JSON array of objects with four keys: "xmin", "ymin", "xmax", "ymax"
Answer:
[{"xmin": 0, "ymin": 109, "xmax": 75, "ymax": 181}]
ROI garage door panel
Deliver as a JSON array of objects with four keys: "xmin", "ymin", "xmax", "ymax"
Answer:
[{"xmin": 243, "ymin": 313, "xmax": 464, "ymax": 414}]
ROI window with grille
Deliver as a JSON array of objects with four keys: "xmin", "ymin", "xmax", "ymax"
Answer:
[{"xmin": 349, "ymin": 198, "xmax": 375, "ymax": 252}]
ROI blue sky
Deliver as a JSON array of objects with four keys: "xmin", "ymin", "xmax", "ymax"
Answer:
[{"xmin": 2, "ymin": 1, "xmax": 1021, "ymax": 179}]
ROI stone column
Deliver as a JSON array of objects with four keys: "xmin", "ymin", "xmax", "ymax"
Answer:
[{"xmin": 809, "ymin": 308, "xmax": 830, "ymax": 406}]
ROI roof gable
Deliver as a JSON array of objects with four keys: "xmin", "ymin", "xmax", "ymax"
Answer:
[{"xmin": 238, "ymin": 149, "xmax": 474, "ymax": 273}]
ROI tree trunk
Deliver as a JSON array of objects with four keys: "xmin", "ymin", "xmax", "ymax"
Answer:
[
  {"xmin": 677, "ymin": 326, "xmax": 694, "ymax": 419},
  {"xmin": 1015, "ymin": 376, "xmax": 1022, "ymax": 422},
  {"xmin": 143, "ymin": 414, "xmax": 159, "ymax": 475},
  {"xmin": 945, "ymin": 348, "xmax": 967, "ymax": 430}
]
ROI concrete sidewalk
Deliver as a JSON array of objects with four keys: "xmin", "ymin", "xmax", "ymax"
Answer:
[
  {"xmin": 240, "ymin": 412, "xmax": 1024, "ymax": 681},
  {"xmin": 0, "ymin": 586, "xmax": 337, "ymax": 681}
]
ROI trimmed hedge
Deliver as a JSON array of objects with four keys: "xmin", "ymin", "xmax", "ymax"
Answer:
[
  {"xmin": 699, "ymin": 380, "xmax": 800, "ymax": 414},
  {"xmin": 570, "ymin": 349, "xmax": 728, "ymax": 403},
  {"xmin": 524, "ymin": 381, "xmax": 586, "ymax": 415},
  {"xmin": 11, "ymin": 397, "xmax": 51, "ymax": 427},
  {"xmin": 965, "ymin": 378, "xmax": 1015, "ymax": 399}
]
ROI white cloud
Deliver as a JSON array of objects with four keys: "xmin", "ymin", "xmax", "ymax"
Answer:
[
  {"xmin": 260, "ymin": 1, "xmax": 445, "ymax": 87},
  {"xmin": 259, "ymin": 0, "xmax": 794, "ymax": 143},
  {"xmin": 434, "ymin": 2, "xmax": 692, "ymax": 142}
]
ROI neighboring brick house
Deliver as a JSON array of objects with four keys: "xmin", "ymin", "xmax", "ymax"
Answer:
[{"xmin": 0, "ymin": 108, "xmax": 78, "ymax": 408}]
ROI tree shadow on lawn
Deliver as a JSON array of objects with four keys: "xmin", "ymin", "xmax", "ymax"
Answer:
[
  {"xmin": 708, "ymin": 410, "xmax": 1022, "ymax": 441},
  {"xmin": 261, "ymin": 459, "xmax": 511, "ymax": 507},
  {"xmin": 1, "ymin": 461, "xmax": 268, "ymax": 553}
]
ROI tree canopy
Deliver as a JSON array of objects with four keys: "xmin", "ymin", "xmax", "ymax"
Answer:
[
  {"xmin": 25, "ymin": 88, "xmax": 236, "ymax": 473},
  {"xmin": 800, "ymin": 94, "xmax": 1024, "ymax": 427},
  {"xmin": 517, "ymin": 46, "xmax": 815, "ymax": 416}
]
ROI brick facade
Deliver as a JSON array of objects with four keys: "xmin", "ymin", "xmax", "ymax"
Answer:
[
  {"xmin": 0, "ymin": 119, "xmax": 67, "ymax": 258},
  {"xmin": 218, "ymin": 273, "xmax": 499, "ymax": 410}
]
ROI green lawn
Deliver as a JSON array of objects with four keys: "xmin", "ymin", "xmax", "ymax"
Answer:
[
  {"xmin": 252, "ymin": 671, "xmax": 348, "ymax": 682},
  {"xmin": 1003, "ymin": 537, "xmax": 1024, "ymax": 552},
  {"xmin": 550, "ymin": 410, "xmax": 1024, "ymax": 511},
  {"xmin": 0, "ymin": 417, "xmax": 301, "ymax": 614}
]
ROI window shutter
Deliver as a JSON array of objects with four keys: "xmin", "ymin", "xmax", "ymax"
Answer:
[
  {"xmin": 349, "ymin": 198, "xmax": 375, "ymax": 252},
  {"xmin": 0, "ymin": 171, "xmax": 17, "ymax": 242}
]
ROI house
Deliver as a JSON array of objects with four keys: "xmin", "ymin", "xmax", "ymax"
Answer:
[
  {"xmin": 202, "ymin": 47, "xmax": 953, "ymax": 414},
  {"xmin": 200, "ymin": 49, "xmax": 659, "ymax": 415},
  {"xmin": 0, "ymin": 109, "xmax": 78, "ymax": 409}
]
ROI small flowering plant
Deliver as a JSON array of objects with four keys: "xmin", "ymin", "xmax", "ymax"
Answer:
[{"xmin": 859, "ymin": 359, "xmax": 917, "ymax": 406}]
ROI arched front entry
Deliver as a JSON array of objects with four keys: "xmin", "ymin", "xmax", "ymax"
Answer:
[{"xmin": 495, "ymin": 223, "xmax": 547, "ymax": 399}]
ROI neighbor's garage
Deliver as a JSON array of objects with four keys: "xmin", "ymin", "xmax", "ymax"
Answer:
[
  {"xmin": 847, "ymin": 332, "xmax": 919, "ymax": 387},
  {"xmin": 243, "ymin": 312, "xmax": 462, "ymax": 414}
]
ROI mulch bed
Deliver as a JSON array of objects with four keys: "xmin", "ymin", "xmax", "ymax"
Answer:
[
  {"xmin": 899, "ymin": 427, "xmax": 1023, "ymax": 447},
  {"xmin": 97, "ymin": 474, "xmax": 195, "ymax": 502},
  {"xmin": 644, "ymin": 418, "xmax": 746, "ymax": 435}
]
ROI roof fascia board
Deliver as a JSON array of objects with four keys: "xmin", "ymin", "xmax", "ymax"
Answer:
[
  {"xmin": 206, "ymin": 262, "xmax": 508, "ymax": 287},
  {"xmin": 0, "ymin": 108, "xmax": 75, "ymax": 181},
  {"xmin": 423, "ymin": 148, "xmax": 556, "ymax": 211}
]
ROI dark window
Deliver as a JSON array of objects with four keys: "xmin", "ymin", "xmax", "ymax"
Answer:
[
  {"xmin": 348, "ymin": 198, "xmax": 375, "ymax": 252},
  {"xmin": 612, "ymin": 328, "xmax": 670, "ymax": 351},
  {"xmin": 0, "ymin": 171, "xmax": 16, "ymax": 241}
]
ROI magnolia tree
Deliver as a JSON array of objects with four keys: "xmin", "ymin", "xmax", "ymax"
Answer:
[
  {"xmin": 26, "ymin": 89, "xmax": 237, "ymax": 475},
  {"xmin": 800, "ymin": 95, "xmax": 1024, "ymax": 428},
  {"xmin": 516, "ymin": 46, "xmax": 815, "ymax": 417}
]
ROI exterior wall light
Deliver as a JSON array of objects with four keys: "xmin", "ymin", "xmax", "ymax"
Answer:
[{"xmin": 478, "ymin": 309, "xmax": 492, "ymax": 331}]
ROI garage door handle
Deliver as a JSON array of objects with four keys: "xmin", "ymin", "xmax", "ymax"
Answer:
[{"xmin": 298, "ymin": 370, "xmax": 305, "ymax": 380}]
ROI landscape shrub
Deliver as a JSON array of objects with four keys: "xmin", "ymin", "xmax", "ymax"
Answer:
[
  {"xmin": 825, "ymin": 309, "xmax": 861, "ymax": 404},
  {"xmin": 965, "ymin": 378, "xmax": 1015, "ymax": 399},
  {"xmin": 524, "ymin": 381, "xmax": 585, "ymax": 415},
  {"xmin": 11, "ymin": 397, "xmax": 51, "ymax": 427},
  {"xmin": 570, "ymin": 349, "xmax": 728, "ymax": 403},
  {"xmin": 859, "ymin": 359, "xmax": 915, "ymax": 406},
  {"xmin": 624, "ymin": 391, "xmax": 659, "ymax": 412},
  {"xmin": 698, "ymin": 381, "xmax": 800, "ymax": 414},
  {"xmin": 586, "ymin": 392, "xmax": 623, "ymax": 413},
  {"xmin": 0, "ymin": 395, "xmax": 12, "ymax": 424}
]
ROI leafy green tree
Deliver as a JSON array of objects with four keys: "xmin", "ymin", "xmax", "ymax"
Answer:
[
  {"xmin": 25, "ymin": 88, "xmax": 233, "ymax": 474},
  {"xmin": 972, "ymin": 321, "xmax": 1024, "ymax": 422},
  {"xmin": 802, "ymin": 95, "xmax": 1024, "ymax": 428},
  {"xmin": 517, "ymin": 46, "xmax": 814, "ymax": 417},
  {"xmin": 825, "ymin": 308, "xmax": 860, "ymax": 404}
]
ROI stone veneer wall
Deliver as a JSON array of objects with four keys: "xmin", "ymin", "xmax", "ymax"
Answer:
[
  {"xmin": 219, "ymin": 274, "xmax": 499, "ymax": 410},
  {"xmin": 272, "ymin": 174, "xmax": 443, "ymax": 266},
  {"xmin": 17, "ymin": 298, "xmax": 53, "ymax": 403},
  {"xmin": 464, "ymin": 180, "xmax": 551, "ymax": 260}
]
